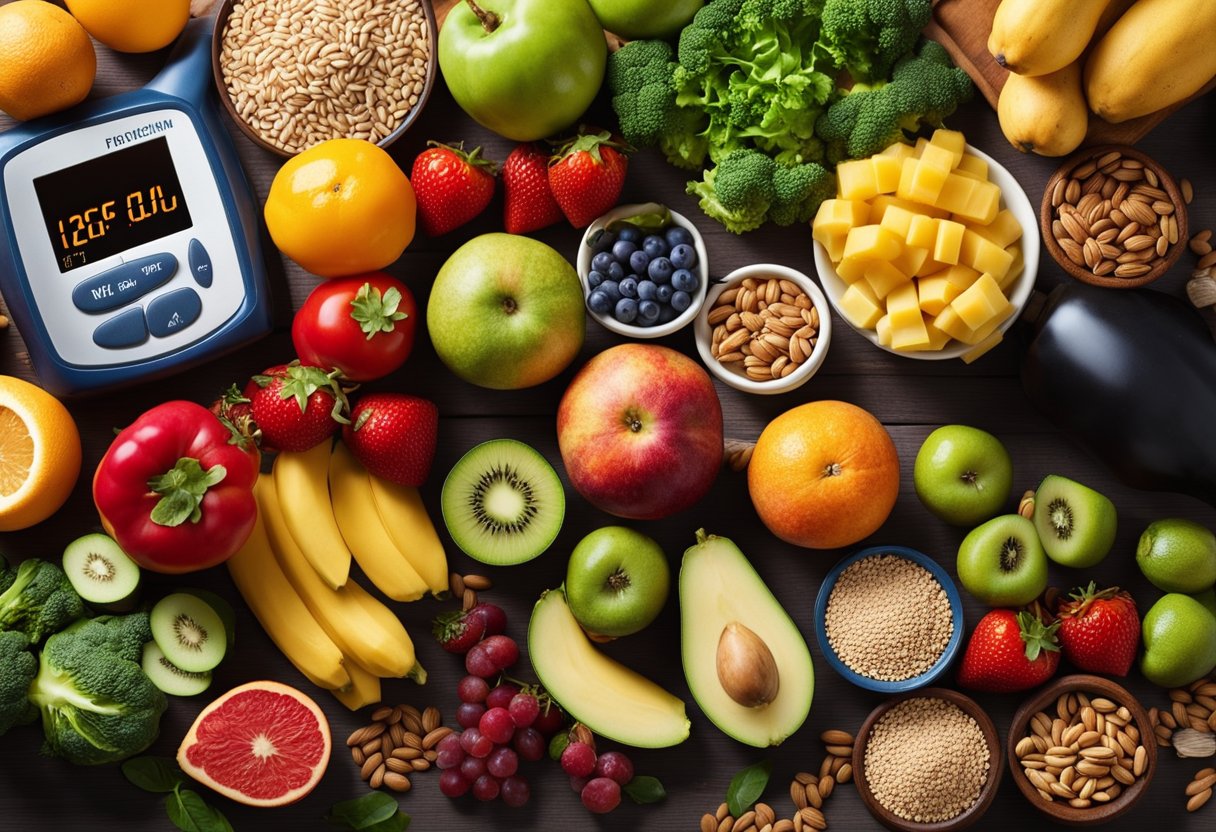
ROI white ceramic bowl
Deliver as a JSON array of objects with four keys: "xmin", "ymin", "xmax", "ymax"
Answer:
[
  {"xmin": 693, "ymin": 264, "xmax": 832, "ymax": 395},
  {"xmin": 576, "ymin": 203, "xmax": 710, "ymax": 338},
  {"xmin": 811, "ymin": 145, "xmax": 1039, "ymax": 361}
]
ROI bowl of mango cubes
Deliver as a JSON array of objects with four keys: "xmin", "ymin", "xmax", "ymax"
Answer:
[{"xmin": 811, "ymin": 130, "xmax": 1038, "ymax": 363}]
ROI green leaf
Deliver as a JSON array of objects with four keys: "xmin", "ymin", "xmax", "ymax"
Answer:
[
  {"xmin": 349, "ymin": 283, "xmax": 407, "ymax": 339},
  {"xmin": 166, "ymin": 787, "xmax": 234, "ymax": 832},
  {"xmin": 624, "ymin": 775, "xmax": 667, "ymax": 805},
  {"xmin": 548, "ymin": 731, "xmax": 570, "ymax": 761},
  {"xmin": 726, "ymin": 760, "xmax": 772, "ymax": 817},
  {"xmin": 326, "ymin": 792, "xmax": 409, "ymax": 831},
  {"xmin": 176, "ymin": 588, "xmax": 237, "ymax": 649},
  {"xmin": 147, "ymin": 458, "xmax": 227, "ymax": 526},
  {"xmin": 121, "ymin": 756, "xmax": 183, "ymax": 793}
]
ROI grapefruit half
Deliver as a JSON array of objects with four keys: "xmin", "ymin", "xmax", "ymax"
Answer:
[{"xmin": 177, "ymin": 680, "xmax": 331, "ymax": 807}]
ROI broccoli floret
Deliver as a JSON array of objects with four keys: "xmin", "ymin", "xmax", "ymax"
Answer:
[
  {"xmin": 820, "ymin": 0, "xmax": 932, "ymax": 83},
  {"xmin": 687, "ymin": 148, "xmax": 834, "ymax": 233},
  {"xmin": 816, "ymin": 38, "xmax": 974, "ymax": 162},
  {"xmin": 607, "ymin": 40, "xmax": 709, "ymax": 170},
  {"xmin": 0, "ymin": 630, "xmax": 37, "ymax": 736},
  {"xmin": 28, "ymin": 614, "xmax": 166, "ymax": 765},
  {"xmin": 0, "ymin": 558, "xmax": 84, "ymax": 643},
  {"xmin": 771, "ymin": 161, "xmax": 836, "ymax": 226}
]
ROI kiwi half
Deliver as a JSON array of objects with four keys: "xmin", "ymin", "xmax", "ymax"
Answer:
[
  {"xmin": 61, "ymin": 533, "xmax": 141, "ymax": 609},
  {"xmin": 441, "ymin": 439, "xmax": 565, "ymax": 565},
  {"xmin": 141, "ymin": 641, "xmax": 211, "ymax": 697},
  {"xmin": 1032, "ymin": 474, "xmax": 1118, "ymax": 568},
  {"xmin": 150, "ymin": 592, "xmax": 228, "ymax": 673}
]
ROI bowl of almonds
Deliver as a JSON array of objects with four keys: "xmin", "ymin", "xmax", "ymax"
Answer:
[
  {"xmin": 1041, "ymin": 145, "xmax": 1188, "ymax": 289},
  {"xmin": 693, "ymin": 263, "xmax": 832, "ymax": 395},
  {"xmin": 1008, "ymin": 674, "xmax": 1156, "ymax": 826}
]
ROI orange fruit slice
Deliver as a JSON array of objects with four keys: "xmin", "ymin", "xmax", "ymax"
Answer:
[
  {"xmin": 0, "ymin": 0, "xmax": 96, "ymax": 122},
  {"xmin": 0, "ymin": 375, "xmax": 81, "ymax": 531},
  {"xmin": 64, "ymin": 0, "xmax": 190, "ymax": 54}
]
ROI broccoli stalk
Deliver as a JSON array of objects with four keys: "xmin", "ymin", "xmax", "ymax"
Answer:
[
  {"xmin": 0, "ymin": 630, "xmax": 37, "ymax": 736},
  {"xmin": 0, "ymin": 558, "xmax": 84, "ymax": 643},
  {"xmin": 687, "ymin": 148, "xmax": 834, "ymax": 234}
]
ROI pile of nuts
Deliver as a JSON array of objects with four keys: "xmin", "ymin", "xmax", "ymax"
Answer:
[
  {"xmin": 1014, "ymin": 691, "xmax": 1149, "ymax": 808},
  {"xmin": 1147, "ymin": 676, "xmax": 1216, "ymax": 813},
  {"xmin": 707, "ymin": 276, "xmax": 820, "ymax": 382},
  {"xmin": 449, "ymin": 571, "xmax": 493, "ymax": 611},
  {"xmin": 1048, "ymin": 148, "xmax": 1181, "ymax": 280},
  {"xmin": 346, "ymin": 703, "xmax": 451, "ymax": 792}
]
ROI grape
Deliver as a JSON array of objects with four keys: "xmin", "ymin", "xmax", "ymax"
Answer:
[
  {"xmin": 479, "ymin": 707, "xmax": 516, "ymax": 745},
  {"xmin": 487, "ymin": 746, "xmax": 519, "ymax": 778},
  {"xmin": 508, "ymin": 693, "xmax": 539, "ymax": 727},
  {"xmin": 457, "ymin": 675, "xmax": 490, "ymax": 704},
  {"xmin": 464, "ymin": 642, "xmax": 498, "ymax": 678},
  {"xmin": 435, "ymin": 734, "xmax": 466, "ymax": 769},
  {"xmin": 480, "ymin": 635, "xmax": 520, "ymax": 671},
  {"xmin": 533, "ymin": 703, "xmax": 564, "ymax": 737},
  {"xmin": 470, "ymin": 603, "xmax": 507, "ymax": 636},
  {"xmin": 513, "ymin": 727, "xmax": 545, "ymax": 762},
  {"xmin": 560, "ymin": 741, "xmax": 597, "ymax": 778},
  {"xmin": 593, "ymin": 750, "xmax": 635, "ymax": 785},
  {"xmin": 439, "ymin": 769, "xmax": 470, "ymax": 798},
  {"xmin": 581, "ymin": 777, "xmax": 622, "ymax": 813},
  {"xmin": 460, "ymin": 728, "xmax": 494, "ymax": 759},
  {"xmin": 456, "ymin": 702, "xmax": 485, "ymax": 729},
  {"xmin": 471, "ymin": 774, "xmax": 501, "ymax": 802},
  {"xmin": 460, "ymin": 754, "xmax": 487, "ymax": 782},
  {"xmin": 485, "ymin": 682, "xmax": 519, "ymax": 711},
  {"xmin": 500, "ymin": 775, "xmax": 531, "ymax": 808},
  {"xmin": 569, "ymin": 774, "xmax": 590, "ymax": 794}
]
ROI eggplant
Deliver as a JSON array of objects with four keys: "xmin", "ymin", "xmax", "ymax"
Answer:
[{"xmin": 1020, "ymin": 282, "xmax": 1216, "ymax": 507}]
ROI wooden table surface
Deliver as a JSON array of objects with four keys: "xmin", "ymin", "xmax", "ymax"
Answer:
[{"xmin": 2, "ymin": 5, "xmax": 1215, "ymax": 830}]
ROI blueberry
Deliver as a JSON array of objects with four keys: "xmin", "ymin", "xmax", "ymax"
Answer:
[
  {"xmin": 599, "ymin": 280, "xmax": 621, "ymax": 304},
  {"xmin": 656, "ymin": 284, "xmax": 674, "ymax": 304},
  {"xmin": 671, "ymin": 268, "xmax": 699, "ymax": 293},
  {"xmin": 628, "ymin": 250, "xmax": 651, "ymax": 274},
  {"xmin": 587, "ymin": 290, "xmax": 612, "ymax": 315},
  {"xmin": 616, "ymin": 225, "xmax": 642, "ymax": 243},
  {"xmin": 591, "ymin": 251, "xmax": 614, "ymax": 273},
  {"xmin": 611, "ymin": 240, "xmax": 638, "ymax": 263},
  {"xmin": 614, "ymin": 297, "xmax": 639, "ymax": 324},
  {"xmin": 607, "ymin": 261, "xmax": 626, "ymax": 282},
  {"xmin": 618, "ymin": 277, "xmax": 638, "ymax": 299},
  {"xmin": 670, "ymin": 243, "xmax": 697, "ymax": 270},
  {"xmin": 664, "ymin": 225, "xmax": 693, "ymax": 248},
  {"xmin": 637, "ymin": 280, "xmax": 658, "ymax": 301},
  {"xmin": 671, "ymin": 290, "xmax": 692, "ymax": 313},
  {"xmin": 647, "ymin": 257, "xmax": 674, "ymax": 283},
  {"xmin": 637, "ymin": 300, "xmax": 661, "ymax": 325},
  {"xmin": 587, "ymin": 270, "xmax": 605, "ymax": 289},
  {"xmin": 642, "ymin": 235, "xmax": 668, "ymax": 258},
  {"xmin": 657, "ymin": 304, "xmax": 678, "ymax": 324}
]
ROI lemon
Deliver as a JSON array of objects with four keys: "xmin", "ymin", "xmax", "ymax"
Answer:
[
  {"xmin": 1136, "ymin": 518, "xmax": 1216, "ymax": 594},
  {"xmin": 0, "ymin": 0, "xmax": 96, "ymax": 122},
  {"xmin": 64, "ymin": 0, "xmax": 190, "ymax": 54},
  {"xmin": 0, "ymin": 375, "xmax": 82, "ymax": 531}
]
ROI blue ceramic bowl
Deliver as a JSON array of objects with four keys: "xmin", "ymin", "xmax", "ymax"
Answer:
[{"xmin": 813, "ymin": 545, "xmax": 964, "ymax": 693}]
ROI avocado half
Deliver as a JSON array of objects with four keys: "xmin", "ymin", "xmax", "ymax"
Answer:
[
  {"xmin": 528, "ymin": 588, "xmax": 690, "ymax": 748},
  {"xmin": 680, "ymin": 531, "xmax": 814, "ymax": 747}
]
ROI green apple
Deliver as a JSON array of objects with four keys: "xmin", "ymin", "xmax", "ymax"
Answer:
[
  {"xmin": 586, "ymin": 0, "xmax": 704, "ymax": 39},
  {"xmin": 427, "ymin": 233, "xmax": 586, "ymax": 390},
  {"xmin": 1194, "ymin": 587, "xmax": 1216, "ymax": 619},
  {"xmin": 438, "ymin": 0, "xmax": 606, "ymax": 141},
  {"xmin": 566, "ymin": 526, "xmax": 670, "ymax": 638},
  {"xmin": 914, "ymin": 425, "xmax": 1013, "ymax": 527},
  {"xmin": 957, "ymin": 514, "xmax": 1049, "ymax": 606},
  {"xmin": 1140, "ymin": 593, "xmax": 1216, "ymax": 688}
]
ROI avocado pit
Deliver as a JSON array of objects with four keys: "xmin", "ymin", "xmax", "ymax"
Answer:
[{"xmin": 716, "ymin": 621, "xmax": 780, "ymax": 708}]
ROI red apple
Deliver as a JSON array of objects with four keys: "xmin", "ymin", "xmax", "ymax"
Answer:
[{"xmin": 557, "ymin": 344, "xmax": 723, "ymax": 520}]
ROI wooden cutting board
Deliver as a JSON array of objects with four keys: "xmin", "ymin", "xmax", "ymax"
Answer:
[{"xmin": 927, "ymin": 0, "xmax": 1216, "ymax": 146}]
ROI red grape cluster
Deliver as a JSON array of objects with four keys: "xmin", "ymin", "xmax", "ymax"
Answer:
[{"xmin": 560, "ymin": 741, "xmax": 637, "ymax": 814}]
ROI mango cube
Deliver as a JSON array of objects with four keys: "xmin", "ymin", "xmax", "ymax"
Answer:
[
  {"xmin": 907, "ymin": 156, "xmax": 950, "ymax": 206},
  {"xmin": 932, "ymin": 306, "xmax": 973, "ymax": 342},
  {"xmin": 920, "ymin": 143, "xmax": 957, "ymax": 173},
  {"xmin": 966, "ymin": 209, "xmax": 1023, "ymax": 249},
  {"xmin": 960, "ymin": 230, "xmax": 1014, "ymax": 280},
  {"xmin": 880, "ymin": 205, "xmax": 917, "ymax": 239},
  {"xmin": 890, "ymin": 310, "xmax": 931, "ymax": 351},
  {"xmin": 900, "ymin": 314, "xmax": 953, "ymax": 352},
  {"xmin": 939, "ymin": 264, "xmax": 982, "ymax": 293},
  {"xmin": 934, "ymin": 220, "xmax": 966, "ymax": 266},
  {"xmin": 871, "ymin": 155, "xmax": 902, "ymax": 195},
  {"xmin": 837, "ymin": 159, "xmax": 880, "ymax": 201},
  {"xmin": 935, "ymin": 174, "xmax": 978, "ymax": 216},
  {"xmin": 950, "ymin": 273, "xmax": 1009, "ymax": 331},
  {"xmin": 929, "ymin": 129, "xmax": 966, "ymax": 168},
  {"xmin": 957, "ymin": 180, "xmax": 1002, "ymax": 225},
  {"xmin": 996, "ymin": 243, "xmax": 1024, "ymax": 292},
  {"xmin": 913, "ymin": 137, "xmax": 929, "ymax": 158},
  {"xmin": 963, "ymin": 331, "xmax": 1004, "ymax": 364},
  {"xmin": 913, "ymin": 255, "xmax": 951, "ymax": 278},
  {"xmin": 891, "ymin": 245, "xmax": 930, "ymax": 278},
  {"xmin": 870, "ymin": 195, "xmax": 945, "ymax": 224},
  {"xmin": 956, "ymin": 152, "xmax": 989, "ymax": 180},
  {"xmin": 906, "ymin": 214, "xmax": 939, "ymax": 249},
  {"xmin": 885, "ymin": 282, "xmax": 922, "ymax": 330},
  {"xmin": 863, "ymin": 260, "xmax": 911, "ymax": 300},
  {"xmin": 917, "ymin": 272, "xmax": 965, "ymax": 315},
  {"xmin": 836, "ymin": 256, "xmax": 870, "ymax": 284},
  {"xmin": 879, "ymin": 142, "xmax": 917, "ymax": 161},
  {"xmin": 958, "ymin": 300, "xmax": 1014, "ymax": 345},
  {"xmin": 842, "ymin": 225, "xmax": 902, "ymax": 262},
  {"xmin": 838, "ymin": 282, "xmax": 884, "ymax": 329},
  {"xmin": 875, "ymin": 314, "xmax": 892, "ymax": 346}
]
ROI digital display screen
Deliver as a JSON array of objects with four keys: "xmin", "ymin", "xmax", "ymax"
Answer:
[{"xmin": 33, "ymin": 137, "xmax": 193, "ymax": 273}]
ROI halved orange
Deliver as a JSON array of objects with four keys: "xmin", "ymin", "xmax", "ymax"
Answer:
[{"xmin": 0, "ymin": 375, "xmax": 81, "ymax": 531}]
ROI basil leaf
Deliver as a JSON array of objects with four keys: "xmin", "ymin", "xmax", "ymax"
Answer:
[
  {"xmin": 121, "ymin": 756, "xmax": 183, "ymax": 793},
  {"xmin": 326, "ymin": 792, "xmax": 409, "ymax": 831},
  {"xmin": 624, "ymin": 775, "xmax": 667, "ymax": 804},
  {"xmin": 726, "ymin": 760, "xmax": 772, "ymax": 817},
  {"xmin": 166, "ymin": 787, "xmax": 234, "ymax": 832}
]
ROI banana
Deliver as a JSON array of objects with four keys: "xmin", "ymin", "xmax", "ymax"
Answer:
[
  {"xmin": 367, "ymin": 474, "xmax": 449, "ymax": 596},
  {"xmin": 226, "ymin": 507, "xmax": 351, "ymax": 691},
  {"xmin": 273, "ymin": 441, "xmax": 351, "ymax": 590},
  {"xmin": 988, "ymin": 0, "xmax": 1113, "ymax": 77},
  {"xmin": 255, "ymin": 476, "xmax": 418, "ymax": 678},
  {"xmin": 331, "ymin": 656, "xmax": 382, "ymax": 711},
  {"xmin": 328, "ymin": 442, "xmax": 428, "ymax": 601}
]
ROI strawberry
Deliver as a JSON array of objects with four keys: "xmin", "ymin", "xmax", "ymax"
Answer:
[
  {"xmin": 503, "ymin": 143, "xmax": 564, "ymax": 234},
  {"xmin": 957, "ymin": 609, "xmax": 1060, "ymax": 693},
  {"xmin": 341, "ymin": 393, "xmax": 438, "ymax": 486},
  {"xmin": 547, "ymin": 129, "xmax": 630, "ymax": 228},
  {"xmin": 411, "ymin": 141, "xmax": 496, "ymax": 236},
  {"xmin": 1055, "ymin": 582, "xmax": 1140, "ymax": 676},
  {"xmin": 246, "ymin": 363, "xmax": 349, "ymax": 453},
  {"xmin": 433, "ymin": 608, "xmax": 487, "ymax": 655}
]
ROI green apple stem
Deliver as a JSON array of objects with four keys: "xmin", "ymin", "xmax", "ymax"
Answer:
[{"xmin": 464, "ymin": 0, "xmax": 500, "ymax": 33}]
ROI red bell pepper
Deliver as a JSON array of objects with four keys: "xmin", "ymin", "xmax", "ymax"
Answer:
[{"xmin": 93, "ymin": 400, "xmax": 260, "ymax": 574}]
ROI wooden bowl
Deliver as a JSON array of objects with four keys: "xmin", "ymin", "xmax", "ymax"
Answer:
[
  {"xmin": 853, "ymin": 688, "xmax": 1004, "ymax": 832},
  {"xmin": 210, "ymin": 0, "xmax": 438, "ymax": 157},
  {"xmin": 1007, "ymin": 674, "xmax": 1157, "ymax": 826},
  {"xmin": 1040, "ymin": 144, "xmax": 1188, "ymax": 289}
]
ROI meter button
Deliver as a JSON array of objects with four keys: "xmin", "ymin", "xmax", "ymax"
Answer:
[
  {"xmin": 147, "ymin": 288, "xmax": 202, "ymax": 337},
  {"xmin": 92, "ymin": 308, "xmax": 148, "ymax": 349},
  {"xmin": 72, "ymin": 253, "xmax": 178, "ymax": 314},
  {"xmin": 188, "ymin": 238, "xmax": 212, "ymax": 288}
]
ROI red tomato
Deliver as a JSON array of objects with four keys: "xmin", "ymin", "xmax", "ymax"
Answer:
[{"xmin": 292, "ymin": 272, "xmax": 417, "ymax": 381}]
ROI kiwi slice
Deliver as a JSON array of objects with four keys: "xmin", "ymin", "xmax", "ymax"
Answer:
[
  {"xmin": 1033, "ymin": 474, "xmax": 1118, "ymax": 568},
  {"xmin": 150, "ymin": 592, "xmax": 228, "ymax": 673},
  {"xmin": 141, "ymin": 641, "xmax": 211, "ymax": 697},
  {"xmin": 61, "ymin": 533, "xmax": 141, "ymax": 609},
  {"xmin": 441, "ymin": 439, "xmax": 565, "ymax": 565}
]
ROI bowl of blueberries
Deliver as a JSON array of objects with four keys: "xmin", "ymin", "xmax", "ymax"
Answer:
[{"xmin": 577, "ymin": 203, "xmax": 709, "ymax": 337}]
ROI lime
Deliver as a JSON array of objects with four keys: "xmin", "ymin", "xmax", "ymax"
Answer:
[{"xmin": 1136, "ymin": 518, "xmax": 1216, "ymax": 593}]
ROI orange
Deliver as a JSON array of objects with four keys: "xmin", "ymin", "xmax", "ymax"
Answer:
[
  {"xmin": 0, "ymin": 0, "xmax": 96, "ymax": 122},
  {"xmin": 264, "ymin": 138, "xmax": 417, "ymax": 278},
  {"xmin": 64, "ymin": 0, "xmax": 189, "ymax": 53},
  {"xmin": 0, "ymin": 375, "xmax": 82, "ymax": 531},
  {"xmin": 747, "ymin": 400, "xmax": 900, "ymax": 550}
]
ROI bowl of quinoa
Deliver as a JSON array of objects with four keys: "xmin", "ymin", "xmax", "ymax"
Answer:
[{"xmin": 813, "ymin": 546, "xmax": 963, "ymax": 693}]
